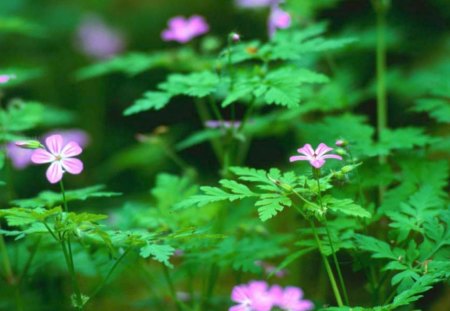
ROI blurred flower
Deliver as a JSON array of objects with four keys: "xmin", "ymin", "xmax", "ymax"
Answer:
[
  {"xmin": 230, "ymin": 281, "xmax": 273, "ymax": 311},
  {"xmin": 235, "ymin": 0, "xmax": 275, "ymax": 8},
  {"xmin": 205, "ymin": 120, "xmax": 242, "ymax": 129},
  {"xmin": 230, "ymin": 281, "xmax": 313, "ymax": 311},
  {"xmin": 0, "ymin": 74, "xmax": 15, "ymax": 84},
  {"xmin": 31, "ymin": 134, "xmax": 84, "ymax": 184},
  {"xmin": 290, "ymin": 143, "xmax": 342, "ymax": 169},
  {"xmin": 268, "ymin": 5, "xmax": 291, "ymax": 37},
  {"xmin": 76, "ymin": 15, "xmax": 125, "ymax": 60},
  {"xmin": 6, "ymin": 144, "xmax": 33, "ymax": 169},
  {"xmin": 255, "ymin": 261, "xmax": 287, "ymax": 278},
  {"xmin": 6, "ymin": 130, "xmax": 89, "ymax": 170},
  {"xmin": 335, "ymin": 139, "xmax": 347, "ymax": 147},
  {"xmin": 161, "ymin": 15, "xmax": 209, "ymax": 43},
  {"xmin": 269, "ymin": 286, "xmax": 314, "ymax": 311}
]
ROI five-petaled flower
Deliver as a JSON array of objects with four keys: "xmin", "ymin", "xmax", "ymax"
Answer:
[
  {"xmin": 31, "ymin": 134, "xmax": 84, "ymax": 184},
  {"xmin": 161, "ymin": 15, "xmax": 209, "ymax": 43},
  {"xmin": 290, "ymin": 143, "xmax": 342, "ymax": 169}
]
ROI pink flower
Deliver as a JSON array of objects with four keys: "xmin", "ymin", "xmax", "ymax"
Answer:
[
  {"xmin": 161, "ymin": 15, "xmax": 209, "ymax": 43},
  {"xmin": 268, "ymin": 6, "xmax": 291, "ymax": 37},
  {"xmin": 6, "ymin": 130, "xmax": 89, "ymax": 170},
  {"xmin": 230, "ymin": 281, "xmax": 273, "ymax": 311},
  {"xmin": 290, "ymin": 143, "xmax": 342, "ymax": 169},
  {"xmin": 76, "ymin": 15, "xmax": 125, "ymax": 60},
  {"xmin": 271, "ymin": 286, "xmax": 314, "ymax": 311},
  {"xmin": 31, "ymin": 134, "xmax": 83, "ymax": 184},
  {"xmin": 230, "ymin": 281, "xmax": 313, "ymax": 311},
  {"xmin": 0, "ymin": 74, "xmax": 15, "ymax": 84}
]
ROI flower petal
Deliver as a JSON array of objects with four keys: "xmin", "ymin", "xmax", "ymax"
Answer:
[
  {"xmin": 310, "ymin": 159, "xmax": 325, "ymax": 168},
  {"xmin": 315, "ymin": 143, "xmax": 333, "ymax": 157},
  {"xmin": 60, "ymin": 158, "xmax": 83, "ymax": 175},
  {"xmin": 46, "ymin": 162, "xmax": 64, "ymax": 184},
  {"xmin": 322, "ymin": 154, "xmax": 343, "ymax": 160},
  {"xmin": 45, "ymin": 134, "xmax": 63, "ymax": 155},
  {"xmin": 61, "ymin": 142, "xmax": 83, "ymax": 158},
  {"xmin": 229, "ymin": 305, "xmax": 247, "ymax": 311},
  {"xmin": 231, "ymin": 285, "xmax": 249, "ymax": 303},
  {"xmin": 297, "ymin": 144, "xmax": 314, "ymax": 157},
  {"xmin": 289, "ymin": 155, "xmax": 309, "ymax": 162},
  {"xmin": 31, "ymin": 149, "xmax": 55, "ymax": 164}
]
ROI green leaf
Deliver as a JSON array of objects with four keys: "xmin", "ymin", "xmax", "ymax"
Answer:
[
  {"xmin": 140, "ymin": 244, "xmax": 175, "ymax": 268},
  {"xmin": 413, "ymin": 98, "xmax": 450, "ymax": 124},
  {"xmin": 354, "ymin": 234, "xmax": 403, "ymax": 261},
  {"xmin": 175, "ymin": 129, "xmax": 223, "ymax": 151},
  {"xmin": 324, "ymin": 197, "xmax": 371, "ymax": 218},
  {"xmin": 159, "ymin": 71, "xmax": 220, "ymax": 98},
  {"xmin": 124, "ymin": 91, "xmax": 171, "ymax": 116},
  {"xmin": 11, "ymin": 185, "xmax": 121, "ymax": 209},
  {"xmin": 256, "ymin": 194, "xmax": 291, "ymax": 221}
]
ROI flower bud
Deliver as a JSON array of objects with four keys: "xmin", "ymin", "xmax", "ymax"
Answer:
[
  {"xmin": 335, "ymin": 139, "xmax": 347, "ymax": 147},
  {"xmin": 230, "ymin": 32, "xmax": 240, "ymax": 42},
  {"xmin": 15, "ymin": 140, "xmax": 44, "ymax": 150},
  {"xmin": 335, "ymin": 148, "xmax": 347, "ymax": 156}
]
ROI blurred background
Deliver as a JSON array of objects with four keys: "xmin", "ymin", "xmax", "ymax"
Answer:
[{"xmin": 1, "ymin": 0, "xmax": 449, "ymax": 310}]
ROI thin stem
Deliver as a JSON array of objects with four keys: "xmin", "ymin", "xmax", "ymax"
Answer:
[
  {"xmin": 59, "ymin": 181, "xmax": 83, "ymax": 310},
  {"xmin": 375, "ymin": 0, "xmax": 389, "ymax": 203},
  {"xmin": 0, "ymin": 226, "xmax": 14, "ymax": 284},
  {"xmin": 89, "ymin": 249, "xmax": 130, "ymax": 300},
  {"xmin": 323, "ymin": 217, "xmax": 350, "ymax": 305},
  {"xmin": 314, "ymin": 175, "xmax": 350, "ymax": 305},
  {"xmin": 19, "ymin": 236, "xmax": 42, "ymax": 281},
  {"xmin": 310, "ymin": 220, "xmax": 343, "ymax": 307},
  {"xmin": 162, "ymin": 264, "xmax": 182, "ymax": 311}
]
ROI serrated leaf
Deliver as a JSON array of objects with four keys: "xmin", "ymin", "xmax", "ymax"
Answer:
[
  {"xmin": 159, "ymin": 71, "xmax": 220, "ymax": 98},
  {"xmin": 11, "ymin": 185, "xmax": 121, "ymax": 209},
  {"xmin": 124, "ymin": 91, "xmax": 171, "ymax": 116},
  {"xmin": 140, "ymin": 244, "xmax": 175, "ymax": 268},
  {"xmin": 324, "ymin": 197, "xmax": 371, "ymax": 218},
  {"xmin": 256, "ymin": 194, "xmax": 291, "ymax": 221}
]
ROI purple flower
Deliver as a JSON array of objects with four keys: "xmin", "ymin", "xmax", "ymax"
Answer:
[
  {"xmin": 205, "ymin": 120, "xmax": 242, "ymax": 129},
  {"xmin": 76, "ymin": 15, "xmax": 125, "ymax": 60},
  {"xmin": 6, "ymin": 144, "xmax": 33, "ymax": 169},
  {"xmin": 161, "ymin": 15, "xmax": 209, "ymax": 43},
  {"xmin": 230, "ymin": 281, "xmax": 273, "ymax": 311},
  {"xmin": 289, "ymin": 143, "xmax": 342, "ymax": 169},
  {"xmin": 235, "ymin": 0, "xmax": 275, "ymax": 8},
  {"xmin": 0, "ymin": 74, "xmax": 15, "ymax": 84},
  {"xmin": 230, "ymin": 281, "xmax": 313, "ymax": 311},
  {"xmin": 268, "ymin": 6, "xmax": 291, "ymax": 37},
  {"xmin": 31, "ymin": 134, "xmax": 84, "ymax": 184}
]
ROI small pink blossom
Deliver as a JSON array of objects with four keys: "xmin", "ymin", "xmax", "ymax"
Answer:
[
  {"xmin": 271, "ymin": 286, "xmax": 314, "ymax": 311},
  {"xmin": 290, "ymin": 143, "xmax": 342, "ymax": 169},
  {"xmin": 268, "ymin": 6, "xmax": 291, "ymax": 37},
  {"xmin": 161, "ymin": 15, "xmax": 209, "ymax": 43},
  {"xmin": 255, "ymin": 261, "xmax": 287, "ymax": 278},
  {"xmin": 31, "ymin": 134, "xmax": 83, "ymax": 184}
]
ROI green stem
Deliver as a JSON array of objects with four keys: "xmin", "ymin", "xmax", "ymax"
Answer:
[
  {"xmin": 0, "ymin": 226, "xmax": 14, "ymax": 284},
  {"xmin": 314, "ymin": 175, "xmax": 350, "ymax": 305},
  {"xmin": 19, "ymin": 236, "xmax": 42, "ymax": 281},
  {"xmin": 59, "ymin": 181, "xmax": 83, "ymax": 310},
  {"xmin": 202, "ymin": 264, "xmax": 220, "ymax": 310},
  {"xmin": 375, "ymin": 0, "xmax": 389, "ymax": 203},
  {"xmin": 310, "ymin": 220, "xmax": 343, "ymax": 307},
  {"xmin": 89, "ymin": 249, "xmax": 130, "ymax": 300},
  {"xmin": 162, "ymin": 264, "xmax": 182, "ymax": 311}
]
